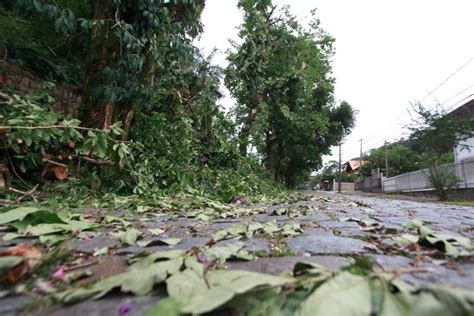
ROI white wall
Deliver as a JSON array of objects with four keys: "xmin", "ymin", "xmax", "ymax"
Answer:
[{"xmin": 454, "ymin": 137, "xmax": 474, "ymax": 162}]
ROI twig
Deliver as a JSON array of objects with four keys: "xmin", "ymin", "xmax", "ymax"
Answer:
[
  {"xmin": 9, "ymin": 184, "xmax": 39, "ymax": 203},
  {"xmin": 70, "ymin": 155, "xmax": 114, "ymax": 165},
  {"xmin": 414, "ymin": 244, "xmax": 422, "ymax": 267},
  {"xmin": 43, "ymin": 159, "xmax": 68, "ymax": 168},
  {"xmin": 0, "ymin": 93, "xmax": 13, "ymax": 105},
  {"xmin": 386, "ymin": 267, "xmax": 434, "ymax": 276},
  {"xmin": 76, "ymin": 158, "xmax": 81, "ymax": 176},
  {"xmin": 64, "ymin": 259, "xmax": 99, "ymax": 272},
  {"xmin": 4, "ymin": 145, "xmax": 28, "ymax": 186}
]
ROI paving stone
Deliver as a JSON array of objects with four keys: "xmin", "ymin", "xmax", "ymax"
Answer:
[
  {"xmin": 75, "ymin": 256, "xmax": 127, "ymax": 286},
  {"xmin": 243, "ymin": 239, "xmax": 271, "ymax": 254},
  {"xmin": 371, "ymin": 254, "xmax": 413, "ymax": 269},
  {"xmin": 212, "ymin": 218, "xmax": 244, "ymax": 224},
  {"xmin": 400, "ymin": 263, "xmax": 474, "ymax": 290},
  {"xmin": 34, "ymin": 295, "xmax": 160, "ymax": 316},
  {"xmin": 225, "ymin": 256, "xmax": 352, "ymax": 275},
  {"xmin": 253, "ymin": 214, "xmax": 289, "ymax": 222},
  {"xmin": 297, "ymin": 213, "xmax": 331, "ymax": 221},
  {"xmin": 301, "ymin": 227, "xmax": 334, "ymax": 237},
  {"xmin": 72, "ymin": 208, "xmax": 108, "ymax": 214},
  {"xmin": 373, "ymin": 216, "xmax": 410, "ymax": 227},
  {"xmin": 0, "ymin": 295, "xmax": 31, "ymax": 316},
  {"xmin": 335, "ymin": 227, "xmax": 371, "ymax": 238},
  {"xmin": 202, "ymin": 222, "xmax": 243, "ymax": 233},
  {"xmin": 318, "ymin": 220, "xmax": 360, "ymax": 229},
  {"xmin": 287, "ymin": 235, "xmax": 372, "ymax": 255},
  {"xmin": 115, "ymin": 237, "xmax": 210, "ymax": 255},
  {"xmin": 70, "ymin": 236, "xmax": 120, "ymax": 253}
]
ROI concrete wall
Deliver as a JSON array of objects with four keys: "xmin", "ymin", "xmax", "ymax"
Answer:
[
  {"xmin": 454, "ymin": 137, "xmax": 474, "ymax": 162},
  {"xmin": 0, "ymin": 60, "xmax": 81, "ymax": 117},
  {"xmin": 355, "ymin": 175, "xmax": 383, "ymax": 192},
  {"xmin": 339, "ymin": 182, "xmax": 355, "ymax": 191},
  {"xmin": 383, "ymin": 159, "xmax": 474, "ymax": 193}
]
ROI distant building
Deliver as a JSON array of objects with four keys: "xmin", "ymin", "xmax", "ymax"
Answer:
[
  {"xmin": 344, "ymin": 158, "xmax": 366, "ymax": 174},
  {"xmin": 450, "ymin": 99, "xmax": 474, "ymax": 163}
]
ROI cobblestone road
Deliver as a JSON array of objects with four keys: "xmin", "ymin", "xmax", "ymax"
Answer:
[{"xmin": 1, "ymin": 192, "xmax": 473, "ymax": 315}]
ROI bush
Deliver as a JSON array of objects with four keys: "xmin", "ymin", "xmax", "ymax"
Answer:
[{"xmin": 425, "ymin": 166, "xmax": 461, "ymax": 201}]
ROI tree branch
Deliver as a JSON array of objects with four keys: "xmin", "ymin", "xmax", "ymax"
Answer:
[
  {"xmin": 70, "ymin": 154, "xmax": 114, "ymax": 165},
  {"xmin": 0, "ymin": 125, "xmax": 108, "ymax": 133}
]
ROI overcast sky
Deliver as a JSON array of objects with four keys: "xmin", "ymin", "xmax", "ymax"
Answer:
[{"xmin": 196, "ymin": 0, "xmax": 474, "ymax": 166}]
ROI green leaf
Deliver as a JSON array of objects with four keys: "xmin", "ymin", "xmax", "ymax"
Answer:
[
  {"xmin": 393, "ymin": 234, "xmax": 419, "ymax": 247},
  {"xmin": 110, "ymin": 228, "xmax": 142, "ymax": 245},
  {"xmin": 26, "ymin": 223, "xmax": 70, "ymax": 236},
  {"xmin": 297, "ymin": 271, "xmax": 372, "ymax": 316},
  {"xmin": 293, "ymin": 261, "xmax": 328, "ymax": 276},
  {"xmin": 406, "ymin": 219, "xmax": 434, "ymax": 237},
  {"xmin": 104, "ymin": 215, "xmax": 131, "ymax": 227},
  {"xmin": 0, "ymin": 207, "xmax": 39, "ymax": 224},
  {"xmin": 168, "ymin": 269, "xmax": 292, "ymax": 314},
  {"xmin": 57, "ymin": 255, "xmax": 184, "ymax": 304},
  {"xmin": 39, "ymin": 234, "xmax": 69, "ymax": 246},
  {"xmin": 137, "ymin": 238, "xmax": 181, "ymax": 247},
  {"xmin": 262, "ymin": 221, "xmax": 281, "ymax": 234},
  {"xmin": 145, "ymin": 297, "xmax": 182, "ymax": 316},
  {"xmin": 202, "ymin": 241, "xmax": 250, "ymax": 262}
]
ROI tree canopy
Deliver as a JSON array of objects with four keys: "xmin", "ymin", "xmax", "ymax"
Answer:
[
  {"xmin": 1, "ymin": 0, "xmax": 355, "ymax": 199},
  {"xmin": 226, "ymin": 1, "xmax": 355, "ymax": 187}
]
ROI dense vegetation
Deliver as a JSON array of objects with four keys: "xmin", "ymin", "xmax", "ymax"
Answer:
[{"xmin": 0, "ymin": 0, "xmax": 354, "ymax": 203}]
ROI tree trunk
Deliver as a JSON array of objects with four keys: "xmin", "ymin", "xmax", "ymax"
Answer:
[
  {"xmin": 239, "ymin": 106, "xmax": 260, "ymax": 156},
  {"xmin": 81, "ymin": 0, "xmax": 118, "ymax": 129}
]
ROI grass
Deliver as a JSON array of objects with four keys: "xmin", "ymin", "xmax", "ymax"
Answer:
[{"xmin": 444, "ymin": 201, "xmax": 474, "ymax": 207}]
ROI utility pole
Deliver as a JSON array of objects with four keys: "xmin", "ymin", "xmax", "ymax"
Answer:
[
  {"xmin": 384, "ymin": 140, "xmax": 389, "ymax": 178},
  {"xmin": 359, "ymin": 138, "xmax": 363, "ymax": 161},
  {"xmin": 338, "ymin": 142, "xmax": 342, "ymax": 193}
]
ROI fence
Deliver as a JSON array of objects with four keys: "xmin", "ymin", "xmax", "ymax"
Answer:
[
  {"xmin": 355, "ymin": 174, "xmax": 383, "ymax": 192},
  {"xmin": 356, "ymin": 159, "xmax": 474, "ymax": 193}
]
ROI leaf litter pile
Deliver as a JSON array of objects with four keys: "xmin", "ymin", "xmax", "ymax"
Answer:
[{"xmin": 0, "ymin": 194, "xmax": 473, "ymax": 315}]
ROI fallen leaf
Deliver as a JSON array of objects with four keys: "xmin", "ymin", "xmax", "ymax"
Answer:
[
  {"xmin": 137, "ymin": 238, "xmax": 181, "ymax": 247},
  {"xmin": 0, "ymin": 245, "xmax": 42, "ymax": 285},
  {"xmin": 110, "ymin": 228, "xmax": 142, "ymax": 246}
]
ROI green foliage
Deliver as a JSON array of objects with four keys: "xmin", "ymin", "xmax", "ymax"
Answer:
[
  {"xmin": 51, "ymin": 245, "xmax": 473, "ymax": 315},
  {"xmin": 318, "ymin": 160, "xmax": 357, "ymax": 182},
  {"xmin": 393, "ymin": 219, "xmax": 471, "ymax": 256},
  {"xmin": 1, "ymin": 1, "xmax": 91, "ymax": 83},
  {"xmin": 226, "ymin": 2, "xmax": 355, "ymax": 188},
  {"xmin": 360, "ymin": 141, "xmax": 429, "ymax": 177},
  {"xmin": 0, "ymin": 89, "xmax": 129, "ymax": 175},
  {"xmin": 425, "ymin": 166, "xmax": 461, "ymax": 201},
  {"xmin": 1, "ymin": 0, "xmax": 354, "ymax": 201},
  {"xmin": 408, "ymin": 103, "xmax": 473, "ymax": 199},
  {"xmin": 409, "ymin": 102, "xmax": 474, "ymax": 164}
]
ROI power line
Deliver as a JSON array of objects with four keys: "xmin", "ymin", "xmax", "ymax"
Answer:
[
  {"xmin": 444, "ymin": 93, "xmax": 474, "ymax": 113},
  {"xmin": 344, "ymin": 93, "xmax": 474, "ymax": 161},
  {"xmin": 440, "ymin": 84, "xmax": 473, "ymax": 105},
  {"xmin": 346, "ymin": 83, "xmax": 474, "ymax": 156},
  {"xmin": 333, "ymin": 59, "xmax": 473, "ymax": 164},
  {"xmin": 421, "ymin": 57, "xmax": 473, "ymax": 102}
]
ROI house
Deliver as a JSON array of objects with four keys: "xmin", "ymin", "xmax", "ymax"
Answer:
[
  {"xmin": 344, "ymin": 158, "xmax": 366, "ymax": 174},
  {"xmin": 449, "ymin": 99, "xmax": 474, "ymax": 163}
]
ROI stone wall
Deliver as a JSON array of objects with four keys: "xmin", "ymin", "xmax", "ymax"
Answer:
[{"xmin": 0, "ymin": 60, "xmax": 81, "ymax": 117}]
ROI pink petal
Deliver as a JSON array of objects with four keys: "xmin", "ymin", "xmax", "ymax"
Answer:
[{"xmin": 52, "ymin": 267, "xmax": 65, "ymax": 280}]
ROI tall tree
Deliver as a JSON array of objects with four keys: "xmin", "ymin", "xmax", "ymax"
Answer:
[{"xmin": 226, "ymin": 1, "xmax": 355, "ymax": 187}]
